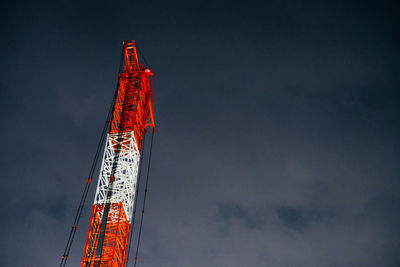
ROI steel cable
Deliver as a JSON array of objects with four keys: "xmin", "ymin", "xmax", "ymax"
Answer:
[
  {"xmin": 133, "ymin": 130, "xmax": 155, "ymax": 267},
  {"xmin": 59, "ymin": 45, "xmax": 125, "ymax": 267},
  {"xmin": 136, "ymin": 45, "xmax": 151, "ymax": 69},
  {"xmin": 125, "ymin": 133, "xmax": 146, "ymax": 266}
]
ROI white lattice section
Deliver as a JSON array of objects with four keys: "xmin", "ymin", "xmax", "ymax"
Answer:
[{"xmin": 94, "ymin": 131, "xmax": 141, "ymax": 222}]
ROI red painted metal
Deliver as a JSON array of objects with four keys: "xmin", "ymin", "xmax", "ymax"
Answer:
[
  {"xmin": 108, "ymin": 41, "xmax": 155, "ymax": 151},
  {"xmin": 81, "ymin": 203, "xmax": 130, "ymax": 267}
]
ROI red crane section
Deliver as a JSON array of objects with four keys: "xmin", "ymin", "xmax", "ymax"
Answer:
[{"xmin": 109, "ymin": 42, "xmax": 155, "ymax": 151}]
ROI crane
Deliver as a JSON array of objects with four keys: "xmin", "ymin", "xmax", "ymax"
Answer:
[{"xmin": 60, "ymin": 40, "xmax": 155, "ymax": 267}]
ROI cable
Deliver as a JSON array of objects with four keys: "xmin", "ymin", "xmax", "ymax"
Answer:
[
  {"xmin": 59, "ymin": 45, "xmax": 125, "ymax": 267},
  {"xmin": 136, "ymin": 45, "xmax": 151, "ymax": 69},
  {"xmin": 81, "ymin": 45, "xmax": 127, "ymax": 267},
  {"xmin": 125, "ymin": 134, "xmax": 146, "ymax": 266},
  {"xmin": 133, "ymin": 130, "xmax": 155, "ymax": 267},
  {"xmin": 59, "ymin": 99, "xmax": 110, "ymax": 267}
]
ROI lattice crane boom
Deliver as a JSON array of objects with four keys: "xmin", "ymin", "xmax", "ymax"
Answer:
[{"xmin": 81, "ymin": 40, "xmax": 155, "ymax": 267}]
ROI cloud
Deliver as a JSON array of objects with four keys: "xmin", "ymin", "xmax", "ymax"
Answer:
[{"xmin": 1, "ymin": 1, "xmax": 399, "ymax": 266}]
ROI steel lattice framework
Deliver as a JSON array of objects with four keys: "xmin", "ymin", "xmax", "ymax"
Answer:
[{"xmin": 81, "ymin": 41, "xmax": 155, "ymax": 267}]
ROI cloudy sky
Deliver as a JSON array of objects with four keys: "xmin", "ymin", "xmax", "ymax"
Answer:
[{"xmin": 1, "ymin": 1, "xmax": 399, "ymax": 266}]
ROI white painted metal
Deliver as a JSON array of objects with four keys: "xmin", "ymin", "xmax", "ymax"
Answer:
[{"xmin": 94, "ymin": 131, "xmax": 140, "ymax": 222}]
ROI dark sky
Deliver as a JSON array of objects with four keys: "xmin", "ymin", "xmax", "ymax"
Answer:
[{"xmin": 1, "ymin": 1, "xmax": 399, "ymax": 266}]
